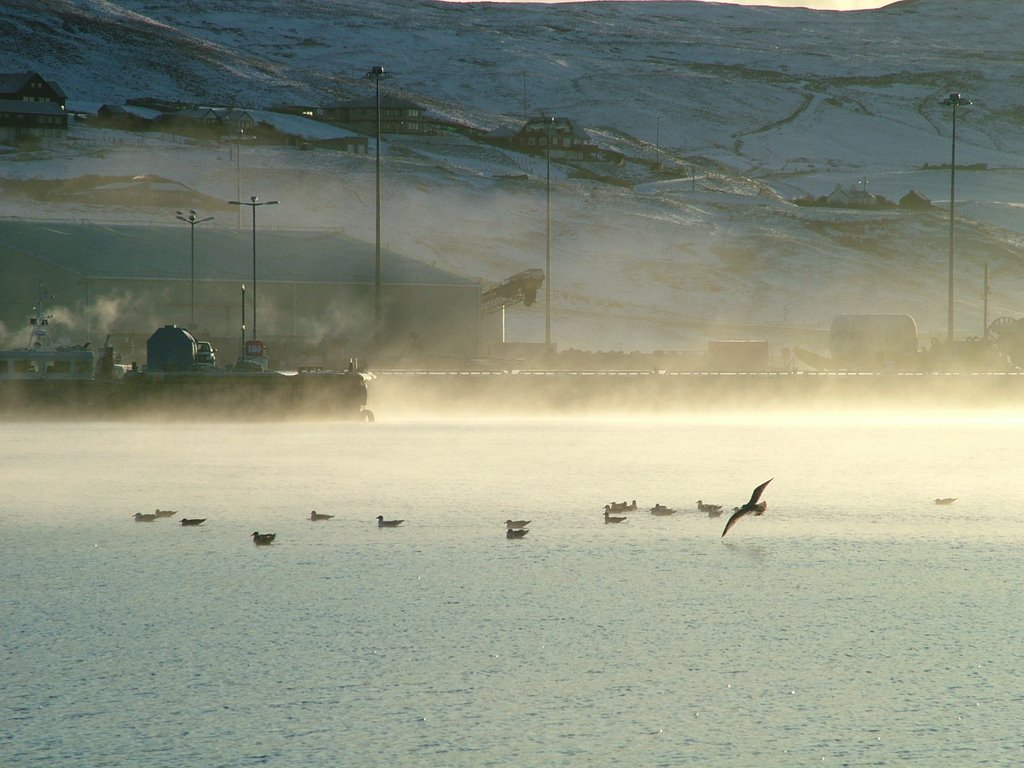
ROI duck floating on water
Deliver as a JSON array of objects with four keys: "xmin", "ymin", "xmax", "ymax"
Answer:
[
  {"xmin": 180, "ymin": 518, "xmax": 206, "ymax": 526},
  {"xmin": 697, "ymin": 500, "xmax": 723, "ymax": 517},
  {"xmin": 133, "ymin": 512, "xmax": 158, "ymax": 522},
  {"xmin": 506, "ymin": 528, "xmax": 529, "ymax": 539},
  {"xmin": 650, "ymin": 504, "xmax": 677, "ymax": 516},
  {"xmin": 603, "ymin": 510, "xmax": 627, "ymax": 524},
  {"xmin": 377, "ymin": 515, "xmax": 404, "ymax": 528},
  {"xmin": 721, "ymin": 478, "xmax": 773, "ymax": 538},
  {"xmin": 934, "ymin": 497, "xmax": 957, "ymax": 505},
  {"xmin": 153, "ymin": 509, "xmax": 177, "ymax": 518},
  {"xmin": 607, "ymin": 500, "xmax": 637, "ymax": 512},
  {"xmin": 310, "ymin": 511, "xmax": 334, "ymax": 521},
  {"xmin": 505, "ymin": 519, "xmax": 531, "ymax": 529},
  {"xmin": 251, "ymin": 531, "xmax": 276, "ymax": 545}
]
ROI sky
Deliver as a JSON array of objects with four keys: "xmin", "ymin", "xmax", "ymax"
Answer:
[{"xmin": 440, "ymin": 0, "xmax": 898, "ymax": 9}]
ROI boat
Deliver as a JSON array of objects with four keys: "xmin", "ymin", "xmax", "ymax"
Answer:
[
  {"xmin": 0, "ymin": 283, "xmax": 125, "ymax": 411},
  {"xmin": 0, "ymin": 282, "xmax": 95, "ymax": 382}
]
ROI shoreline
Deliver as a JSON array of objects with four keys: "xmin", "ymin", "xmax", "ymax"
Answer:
[{"xmin": 6, "ymin": 369, "xmax": 1024, "ymax": 419}]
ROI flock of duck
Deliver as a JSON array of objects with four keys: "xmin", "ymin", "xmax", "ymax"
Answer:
[
  {"xmin": 133, "ymin": 509, "xmax": 206, "ymax": 526},
  {"xmin": 598, "ymin": 479, "xmax": 773, "ymax": 537},
  {"xmin": 130, "ymin": 508, "xmax": 408, "ymax": 545},
  {"xmin": 130, "ymin": 481, "xmax": 781, "ymax": 543},
  {"xmin": 128, "ymin": 482, "xmax": 958, "ymax": 545}
]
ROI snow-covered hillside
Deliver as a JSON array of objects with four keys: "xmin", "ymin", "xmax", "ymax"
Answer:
[{"xmin": 3, "ymin": 0, "xmax": 1024, "ymax": 352}]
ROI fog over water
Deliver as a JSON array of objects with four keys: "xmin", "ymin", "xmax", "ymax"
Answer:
[{"xmin": 4, "ymin": 414, "xmax": 1022, "ymax": 766}]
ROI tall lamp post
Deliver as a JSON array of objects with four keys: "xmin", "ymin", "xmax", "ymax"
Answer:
[
  {"xmin": 228, "ymin": 195, "xmax": 278, "ymax": 339},
  {"xmin": 175, "ymin": 209, "xmax": 213, "ymax": 328},
  {"xmin": 545, "ymin": 115, "xmax": 554, "ymax": 348},
  {"xmin": 365, "ymin": 64, "xmax": 392, "ymax": 349},
  {"xmin": 941, "ymin": 92, "xmax": 970, "ymax": 345}
]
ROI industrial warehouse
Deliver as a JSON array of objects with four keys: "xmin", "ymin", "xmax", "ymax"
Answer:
[{"xmin": 0, "ymin": 219, "xmax": 485, "ymax": 370}]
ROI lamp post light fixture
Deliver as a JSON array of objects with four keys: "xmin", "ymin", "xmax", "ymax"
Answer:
[
  {"xmin": 941, "ymin": 91, "xmax": 970, "ymax": 345},
  {"xmin": 228, "ymin": 195, "xmax": 278, "ymax": 339},
  {"xmin": 175, "ymin": 209, "xmax": 214, "ymax": 328},
  {"xmin": 365, "ymin": 64, "xmax": 392, "ymax": 349}
]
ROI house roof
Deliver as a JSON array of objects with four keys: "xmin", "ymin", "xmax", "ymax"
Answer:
[
  {"xmin": 169, "ymin": 108, "xmax": 219, "ymax": 120},
  {"xmin": 520, "ymin": 116, "xmax": 590, "ymax": 141},
  {"xmin": 0, "ymin": 72, "xmax": 65, "ymax": 99},
  {"xmin": 255, "ymin": 110, "xmax": 361, "ymax": 140},
  {"xmin": 79, "ymin": 102, "xmax": 160, "ymax": 120},
  {"xmin": 0, "ymin": 220, "xmax": 477, "ymax": 288},
  {"xmin": 212, "ymin": 108, "xmax": 254, "ymax": 122}
]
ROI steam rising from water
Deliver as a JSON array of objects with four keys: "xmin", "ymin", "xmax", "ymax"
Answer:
[{"xmin": 367, "ymin": 370, "xmax": 1024, "ymax": 422}]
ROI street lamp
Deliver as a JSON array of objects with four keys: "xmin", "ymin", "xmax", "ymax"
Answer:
[
  {"xmin": 365, "ymin": 64, "xmax": 392, "ymax": 349},
  {"xmin": 175, "ymin": 209, "xmax": 214, "ymax": 328},
  {"xmin": 228, "ymin": 195, "xmax": 278, "ymax": 339},
  {"xmin": 941, "ymin": 92, "xmax": 970, "ymax": 345},
  {"xmin": 545, "ymin": 115, "xmax": 555, "ymax": 348}
]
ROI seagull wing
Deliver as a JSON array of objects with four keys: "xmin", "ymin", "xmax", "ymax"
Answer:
[
  {"xmin": 721, "ymin": 508, "xmax": 748, "ymax": 537},
  {"xmin": 748, "ymin": 478, "xmax": 773, "ymax": 506}
]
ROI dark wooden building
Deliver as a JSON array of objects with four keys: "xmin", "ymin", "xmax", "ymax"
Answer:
[
  {"xmin": 319, "ymin": 95, "xmax": 427, "ymax": 136},
  {"xmin": 487, "ymin": 116, "xmax": 596, "ymax": 161},
  {"xmin": 0, "ymin": 72, "xmax": 68, "ymax": 140}
]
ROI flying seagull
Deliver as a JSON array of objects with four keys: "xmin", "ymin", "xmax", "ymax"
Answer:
[{"xmin": 721, "ymin": 478, "xmax": 773, "ymax": 538}]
